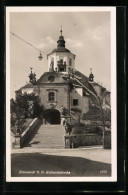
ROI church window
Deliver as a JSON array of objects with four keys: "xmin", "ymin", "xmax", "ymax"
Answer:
[
  {"xmin": 73, "ymin": 99, "xmax": 78, "ymax": 106},
  {"xmin": 49, "ymin": 92, "xmax": 55, "ymax": 102}
]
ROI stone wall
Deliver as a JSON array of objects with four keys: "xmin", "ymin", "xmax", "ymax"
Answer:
[{"xmin": 65, "ymin": 134, "xmax": 111, "ymax": 149}]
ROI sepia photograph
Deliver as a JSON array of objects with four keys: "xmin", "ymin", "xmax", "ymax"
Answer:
[{"xmin": 6, "ymin": 7, "xmax": 116, "ymax": 182}]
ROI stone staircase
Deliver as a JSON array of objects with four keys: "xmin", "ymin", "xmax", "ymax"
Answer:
[{"xmin": 28, "ymin": 125, "xmax": 65, "ymax": 149}]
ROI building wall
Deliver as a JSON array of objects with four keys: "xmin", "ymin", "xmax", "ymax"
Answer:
[
  {"xmin": 82, "ymin": 96, "xmax": 89, "ymax": 113},
  {"xmin": 70, "ymin": 88, "xmax": 82, "ymax": 110},
  {"xmin": 70, "ymin": 87, "xmax": 89, "ymax": 114},
  {"xmin": 38, "ymin": 84, "xmax": 69, "ymax": 112},
  {"xmin": 17, "ymin": 84, "xmax": 89, "ymax": 115}
]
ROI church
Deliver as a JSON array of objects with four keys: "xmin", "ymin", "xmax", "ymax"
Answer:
[{"xmin": 15, "ymin": 29, "xmax": 110, "ymax": 125}]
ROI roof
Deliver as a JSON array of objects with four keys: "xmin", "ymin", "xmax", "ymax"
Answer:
[
  {"xmin": 69, "ymin": 78, "xmax": 82, "ymax": 86},
  {"xmin": 74, "ymin": 70, "xmax": 97, "ymax": 95},
  {"xmin": 35, "ymin": 71, "xmax": 67, "ymax": 84},
  {"xmin": 52, "ymin": 47, "xmax": 70, "ymax": 53},
  {"xmin": 21, "ymin": 83, "xmax": 34, "ymax": 89},
  {"xmin": 15, "ymin": 83, "xmax": 34, "ymax": 92},
  {"xmin": 74, "ymin": 70, "xmax": 111, "ymax": 95},
  {"xmin": 15, "ymin": 89, "xmax": 21, "ymax": 92},
  {"xmin": 15, "ymin": 69, "xmax": 110, "ymax": 106}
]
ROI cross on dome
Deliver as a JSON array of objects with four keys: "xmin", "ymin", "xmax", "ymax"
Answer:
[
  {"xmin": 60, "ymin": 25, "xmax": 63, "ymax": 36},
  {"xmin": 30, "ymin": 67, "xmax": 33, "ymax": 73}
]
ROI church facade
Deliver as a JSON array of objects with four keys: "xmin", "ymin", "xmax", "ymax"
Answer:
[{"xmin": 15, "ymin": 30, "xmax": 110, "ymax": 125}]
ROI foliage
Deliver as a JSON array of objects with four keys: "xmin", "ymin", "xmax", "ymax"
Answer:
[
  {"xmin": 71, "ymin": 108, "xmax": 82, "ymax": 124},
  {"xmin": 95, "ymin": 89, "xmax": 111, "ymax": 148},
  {"xmin": 65, "ymin": 123, "xmax": 72, "ymax": 135},
  {"xmin": 71, "ymin": 123, "xmax": 108, "ymax": 135},
  {"xmin": 11, "ymin": 93, "xmax": 44, "ymax": 120},
  {"xmin": 11, "ymin": 118, "xmax": 33, "ymax": 135},
  {"xmin": 71, "ymin": 107, "xmax": 82, "ymax": 114},
  {"xmin": 61, "ymin": 107, "xmax": 69, "ymax": 116}
]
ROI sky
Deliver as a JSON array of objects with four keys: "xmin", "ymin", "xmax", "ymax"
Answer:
[{"xmin": 10, "ymin": 11, "xmax": 111, "ymax": 99}]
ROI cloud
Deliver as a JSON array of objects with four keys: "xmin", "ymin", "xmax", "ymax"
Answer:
[
  {"xmin": 37, "ymin": 36, "xmax": 56, "ymax": 49},
  {"xmin": 38, "ymin": 37, "xmax": 83, "ymax": 50},
  {"xmin": 45, "ymin": 36, "xmax": 56, "ymax": 44},
  {"xmin": 65, "ymin": 38, "xmax": 83, "ymax": 48},
  {"xmin": 86, "ymin": 24, "xmax": 110, "ymax": 41}
]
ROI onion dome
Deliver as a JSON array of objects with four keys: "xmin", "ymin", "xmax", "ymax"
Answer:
[
  {"xmin": 52, "ymin": 26, "xmax": 70, "ymax": 53},
  {"xmin": 89, "ymin": 68, "xmax": 94, "ymax": 82}
]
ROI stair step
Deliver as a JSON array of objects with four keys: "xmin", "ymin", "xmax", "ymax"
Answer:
[{"xmin": 27, "ymin": 125, "xmax": 65, "ymax": 149}]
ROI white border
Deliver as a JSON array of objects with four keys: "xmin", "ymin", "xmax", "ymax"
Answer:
[{"xmin": 6, "ymin": 6, "xmax": 117, "ymax": 182}]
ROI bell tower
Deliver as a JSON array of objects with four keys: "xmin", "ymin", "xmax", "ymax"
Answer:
[
  {"xmin": 47, "ymin": 27, "xmax": 76, "ymax": 73},
  {"xmin": 57, "ymin": 26, "xmax": 65, "ymax": 48}
]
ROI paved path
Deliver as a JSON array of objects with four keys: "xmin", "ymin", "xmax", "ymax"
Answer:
[
  {"xmin": 11, "ymin": 147, "xmax": 111, "ymax": 164},
  {"xmin": 11, "ymin": 148, "xmax": 111, "ymax": 177}
]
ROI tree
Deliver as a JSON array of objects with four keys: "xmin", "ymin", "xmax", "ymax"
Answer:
[
  {"xmin": 60, "ymin": 106, "xmax": 69, "ymax": 116},
  {"xmin": 11, "ymin": 93, "xmax": 44, "ymax": 120},
  {"xmin": 95, "ymin": 90, "xmax": 111, "ymax": 148},
  {"xmin": 70, "ymin": 108, "xmax": 82, "ymax": 124}
]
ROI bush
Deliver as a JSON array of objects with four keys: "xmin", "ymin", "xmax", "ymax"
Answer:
[
  {"xmin": 65, "ymin": 123, "xmax": 72, "ymax": 134},
  {"xmin": 72, "ymin": 123, "xmax": 102, "ymax": 135},
  {"xmin": 11, "ymin": 118, "xmax": 33, "ymax": 135},
  {"xmin": 10, "ymin": 93, "xmax": 44, "ymax": 120},
  {"xmin": 71, "ymin": 123, "xmax": 85, "ymax": 134}
]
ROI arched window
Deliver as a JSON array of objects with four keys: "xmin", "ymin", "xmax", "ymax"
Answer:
[{"xmin": 49, "ymin": 92, "xmax": 55, "ymax": 102}]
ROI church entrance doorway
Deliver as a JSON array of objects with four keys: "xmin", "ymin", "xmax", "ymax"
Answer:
[{"xmin": 44, "ymin": 109, "xmax": 61, "ymax": 124}]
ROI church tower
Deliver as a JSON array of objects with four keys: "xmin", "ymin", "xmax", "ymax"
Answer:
[{"xmin": 47, "ymin": 27, "xmax": 76, "ymax": 73}]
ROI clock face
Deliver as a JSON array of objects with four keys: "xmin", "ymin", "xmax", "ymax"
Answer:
[{"xmin": 48, "ymin": 75, "xmax": 55, "ymax": 82}]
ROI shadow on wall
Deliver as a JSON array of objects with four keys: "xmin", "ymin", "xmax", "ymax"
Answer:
[{"xmin": 11, "ymin": 153, "xmax": 111, "ymax": 177}]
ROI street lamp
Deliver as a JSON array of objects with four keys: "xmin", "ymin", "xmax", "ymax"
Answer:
[{"xmin": 38, "ymin": 52, "xmax": 43, "ymax": 60}]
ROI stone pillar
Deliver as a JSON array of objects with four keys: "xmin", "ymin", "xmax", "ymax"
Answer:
[
  {"xmin": 14, "ymin": 134, "xmax": 21, "ymax": 149},
  {"xmin": 64, "ymin": 87, "xmax": 70, "ymax": 113},
  {"xmin": 65, "ymin": 136, "xmax": 71, "ymax": 148},
  {"xmin": 67, "ymin": 88, "xmax": 70, "ymax": 114}
]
